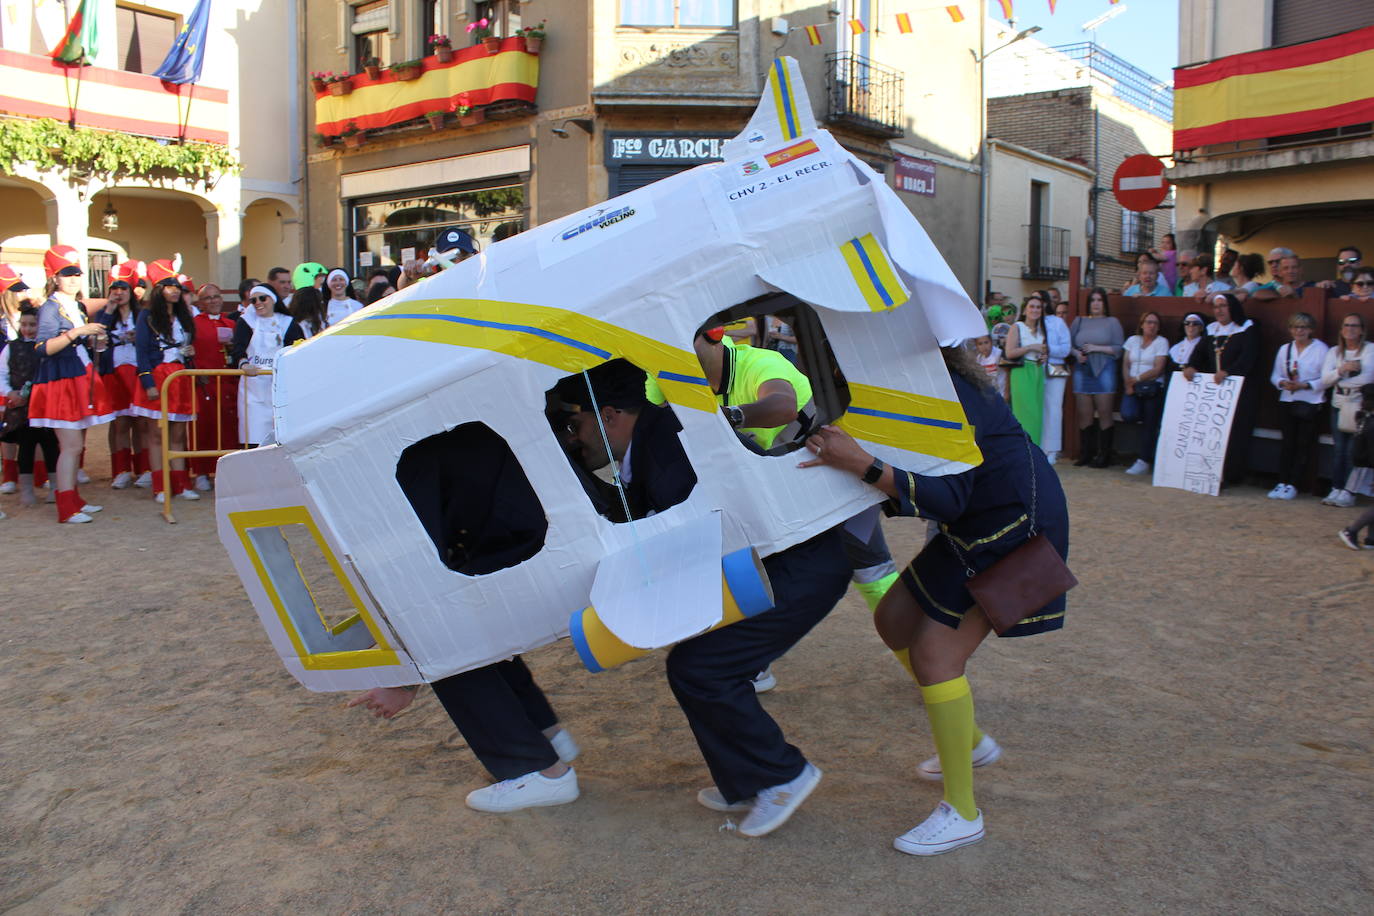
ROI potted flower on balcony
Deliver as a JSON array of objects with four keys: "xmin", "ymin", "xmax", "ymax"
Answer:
[
  {"xmin": 519, "ymin": 21, "xmax": 546, "ymax": 54},
  {"xmin": 428, "ymin": 34, "xmax": 453, "ymax": 63},
  {"xmin": 389, "ymin": 59, "xmax": 424, "ymax": 81},
  {"xmin": 362, "ymin": 56, "xmax": 382, "ymax": 79},
  {"xmin": 327, "ymin": 73, "xmax": 354, "ymax": 96},
  {"xmin": 425, "ymin": 109, "xmax": 446, "ymax": 131},
  {"xmin": 314, "ymin": 132, "xmax": 338, "ymax": 149},
  {"xmin": 455, "ymin": 92, "xmax": 485, "ymax": 126},
  {"xmin": 341, "ymin": 121, "xmax": 367, "ymax": 149},
  {"xmin": 311, "ymin": 71, "xmax": 332, "ymax": 93},
  {"xmin": 466, "ymin": 17, "xmax": 500, "ymax": 53}
]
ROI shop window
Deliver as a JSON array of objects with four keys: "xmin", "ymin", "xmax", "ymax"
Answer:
[
  {"xmin": 698, "ymin": 295, "xmax": 851, "ymax": 456},
  {"xmin": 351, "ymin": 182, "xmax": 524, "ymax": 274},
  {"xmin": 545, "ymin": 359, "xmax": 697, "ymax": 524},
  {"xmin": 620, "ymin": 1, "xmax": 735, "ymax": 28},
  {"xmin": 395, "ymin": 422, "xmax": 547, "ymax": 576},
  {"xmin": 116, "ymin": 5, "xmax": 179, "ymax": 74}
]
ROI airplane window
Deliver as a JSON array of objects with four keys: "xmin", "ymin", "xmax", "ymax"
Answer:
[
  {"xmin": 695, "ymin": 295, "xmax": 851, "ymax": 456},
  {"xmin": 395, "ymin": 422, "xmax": 548, "ymax": 576},
  {"xmin": 545, "ymin": 358, "xmax": 697, "ymax": 524}
]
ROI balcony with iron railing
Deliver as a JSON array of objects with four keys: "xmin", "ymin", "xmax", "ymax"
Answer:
[
  {"xmin": 824, "ymin": 53, "xmax": 903, "ymax": 138},
  {"xmin": 1022, "ymin": 224, "xmax": 1070, "ymax": 280}
]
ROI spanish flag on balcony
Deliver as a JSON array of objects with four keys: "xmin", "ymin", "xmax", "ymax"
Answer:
[{"xmin": 1174, "ymin": 25, "xmax": 1374, "ymax": 149}]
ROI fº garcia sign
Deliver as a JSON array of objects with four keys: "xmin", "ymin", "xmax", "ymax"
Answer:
[
  {"xmin": 894, "ymin": 154, "xmax": 936, "ymax": 198},
  {"xmin": 607, "ymin": 133, "xmax": 732, "ymax": 165}
]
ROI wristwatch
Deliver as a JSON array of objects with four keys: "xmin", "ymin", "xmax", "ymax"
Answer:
[
  {"xmin": 862, "ymin": 457, "xmax": 886, "ymax": 485},
  {"xmin": 723, "ymin": 405, "xmax": 745, "ymax": 428}
]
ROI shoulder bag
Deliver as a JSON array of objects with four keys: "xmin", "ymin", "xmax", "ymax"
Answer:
[{"xmin": 947, "ymin": 434, "xmax": 1078, "ymax": 635}]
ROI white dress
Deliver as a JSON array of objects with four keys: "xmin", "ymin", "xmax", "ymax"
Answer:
[{"xmin": 238, "ymin": 309, "xmax": 294, "ymax": 445}]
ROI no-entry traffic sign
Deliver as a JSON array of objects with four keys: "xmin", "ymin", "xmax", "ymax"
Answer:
[{"xmin": 1113, "ymin": 155, "xmax": 1170, "ymax": 212}]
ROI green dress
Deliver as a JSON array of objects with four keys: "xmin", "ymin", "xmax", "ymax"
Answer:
[{"xmin": 1009, "ymin": 321, "xmax": 1045, "ymax": 445}]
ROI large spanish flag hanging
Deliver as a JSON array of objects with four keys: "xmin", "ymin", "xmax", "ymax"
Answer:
[{"xmin": 1174, "ymin": 25, "xmax": 1374, "ymax": 149}]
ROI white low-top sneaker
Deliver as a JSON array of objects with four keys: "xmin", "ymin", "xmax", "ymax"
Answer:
[
  {"xmin": 894, "ymin": 801, "xmax": 985, "ymax": 856},
  {"xmin": 1267, "ymin": 484, "xmax": 1285, "ymax": 499},
  {"xmin": 111, "ymin": 472, "xmax": 134, "ymax": 489},
  {"xmin": 1125, "ymin": 459, "xmax": 1150, "ymax": 476},
  {"xmin": 1277, "ymin": 484, "xmax": 1298, "ymax": 501},
  {"xmin": 133, "ymin": 471, "xmax": 153, "ymax": 489},
  {"xmin": 155, "ymin": 492, "xmax": 165, "ymax": 504},
  {"xmin": 0, "ymin": 481, "xmax": 15, "ymax": 494},
  {"xmin": 737, "ymin": 762, "xmax": 821, "ymax": 837},
  {"xmin": 548, "ymin": 728, "xmax": 580, "ymax": 764},
  {"xmin": 177, "ymin": 489, "xmax": 201, "ymax": 501},
  {"xmin": 465, "ymin": 768, "xmax": 579, "ymax": 813},
  {"xmin": 194, "ymin": 475, "xmax": 212, "ymax": 491},
  {"xmin": 1043, "ymin": 451, "xmax": 1058, "ymax": 464},
  {"xmin": 697, "ymin": 787, "xmax": 754, "ymax": 813},
  {"xmin": 80, "ymin": 502, "xmax": 103, "ymax": 513},
  {"xmin": 751, "ymin": 666, "xmax": 777, "ymax": 693},
  {"xmin": 63, "ymin": 511, "xmax": 94, "ymax": 524},
  {"xmin": 76, "ymin": 469, "xmax": 91, "ymax": 484},
  {"xmin": 1338, "ymin": 529, "xmax": 1361, "ymax": 551},
  {"xmin": 1332, "ymin": 489, "xmax": 1356, "ymax": 508},
  {"xmin": 917, "ymin": 733, "xmax": 1003, "ymax": 782}
]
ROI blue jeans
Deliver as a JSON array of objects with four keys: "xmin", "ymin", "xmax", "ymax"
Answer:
[
  {"xmin": 1121, "ymin": 387, "xmax": 1165, "ymax": 463},
  {"xmin": 1330, "ymin": 413, "xmax": 1356, "ymax": 490}
]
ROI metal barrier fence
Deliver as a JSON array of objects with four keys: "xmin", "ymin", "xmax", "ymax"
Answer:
[{"xmin": 158, "ymin": 368, "xmax": 270, "ymax": 524}]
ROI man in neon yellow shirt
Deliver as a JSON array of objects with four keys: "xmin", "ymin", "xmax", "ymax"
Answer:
[{"xmin": 689, "ymin": 327, "xmax": 814, "ymax": 451}]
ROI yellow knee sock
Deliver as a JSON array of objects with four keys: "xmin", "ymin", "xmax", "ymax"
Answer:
[
  {"xmin": 854, "ymin": 571, "xmax": 921, "ymax": 680},
  {"xmin": 920, "ymin": 676, "xmax": 978, "ymax": 820}
]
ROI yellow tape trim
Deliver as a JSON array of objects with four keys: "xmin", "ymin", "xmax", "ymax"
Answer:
[
  {"xmin": 920, "ymin": 675, "xmax": 971, "ymax": 705},
  {"xmin": 331, "ymin": 297, "xmax": 718, "ymax": 413},
  {"xmin": 1174, "ymin": 47, "xmax": 1374, "ymax": 130},
  {"xmin": 838, "ymin": 383, "xmax": 982, "ymax": 466},
  {"xmin": 769, "ymin": 61, "xmax": 800, "ymax": 140},
  {"xmin": 229, "ymin": 506, "xmax": 401, "ymax": 671},
  {"xmin": 839, "ymin": 234, "xmax": 910, "ymax": 312},
  {"xmin": 940, "ymin": 514, "xmax": 1029, "ymax": 551}
]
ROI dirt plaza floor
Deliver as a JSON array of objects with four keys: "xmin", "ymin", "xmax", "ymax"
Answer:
[{"xmin": 1, "ymin": 442, "xmax": 1371, "ymax": 915}]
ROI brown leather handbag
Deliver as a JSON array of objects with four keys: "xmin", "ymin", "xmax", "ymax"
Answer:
[{"xmin": 948, "ymin": 435, "xmax": 1077, "ymax": 635}]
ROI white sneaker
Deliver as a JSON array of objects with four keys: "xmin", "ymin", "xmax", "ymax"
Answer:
[
  {"xmin": 751, "ymin": 666, "xmax": 777, "ymax": 693},
  {"xmin": 1277, "ymin": 484, "xmax": 1298, "ymax": 501},
  {"xmin": 1332, "ymin": 489, "xmax": 1356, "ymax": 508},
  {"xmin": 1338, "ymin": 529, "xmax": 1361, "ymax": 551},
  {"xmin": 155, "ymin": 492, "xmax": 165, "ymax": 504},
  {"xmin": 1125, "ymin": 459, "xmax": 1150, "ymax": 476},
  {"xmin": 697, "ymin": 787, "xmax": 754, "ymax": 813},
  {"xmin": 465, "ymin": 768, "xmax": 579, "ymax": 813},
  {"xmin": 893, "ymin": 801, "xmax": 985, "ymax": 856},
  {"xmin": 63, "ymin": 511, "xmax": 94, "ymax": 524},
  {"xmin": 1322, "ymin": 488, "xmax": 1340, "ymax": 506},
  {"xmin": 548, "ymin": 728, "xmax": 580, "ymax": 764},
  {"xmin": 80, "ymin": 502, "xmax": 103, "ymax": 514},
  {"xmin": 111, "ymin": 471, "xmax": 135, "ymax": 489},
  {"xmin": 1267, "ymin": 484, "xmax": 1286, "ymax": 499},
  {"xmin": 134, "ymin": 471, "xmax": 153, "ymax": 488},
  {"xmin": 1043, "ymin": 450, "xmax": 1058, "ymax": 464},
  {"xmin": 737, "ymin": 762, "xmax": 821, "ymax": 837},
  {"xmin": 76, "ymin": 468, "xmax": 91, "ymax": 484},
  {"xmin": 194, "ymin": 475, "xmax": 212, "ymax": 491},
  {"xmin": 917, "ymin": 734, "xmax": 1003, "ymax": 782},
  {"xmin": 177, "ymin": 489, "xmax": 201, "ymax": 501},
  {"xmin": 0, "ymin": 481, "xmax": 14, "ymax": 494}
]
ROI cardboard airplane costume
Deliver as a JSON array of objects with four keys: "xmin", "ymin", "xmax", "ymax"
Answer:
[{"xmin": 215, "ymin": 57, "xmax": 988, "ymax": 692}]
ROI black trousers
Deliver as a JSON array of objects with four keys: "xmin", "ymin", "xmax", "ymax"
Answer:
[
  {"xmin": 429, "ymin": 657, "xmax": 559, "ymax": 781},
  {"xmin": 0, "ymin": 426, "xmax": 59, "ymax": 473},
  {"xmin": 666, "ymin": 526, "xmax": 850, "ymax": 803},
  {"xmin": 1276, "ymin": 400, "xmax": 1321, "ymax": 488}
]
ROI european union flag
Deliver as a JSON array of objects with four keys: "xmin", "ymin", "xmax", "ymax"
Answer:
[{"xmin": 153, "ymin": 0, "xmax": 212, "ymax": 85}]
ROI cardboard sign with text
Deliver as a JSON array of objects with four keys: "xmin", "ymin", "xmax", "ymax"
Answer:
[{"xmin": 1153, "ymin": 372, "xmax": 1243, "ymax": 496}]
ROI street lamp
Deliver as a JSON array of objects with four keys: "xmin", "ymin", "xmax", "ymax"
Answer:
[
  {"xmin": 101, "ymin": 194, "xmax": 119, "ymax": 232},
  {"xmin": 975, "ymin": 25, "xmax": 1042, "ymax": 301}
]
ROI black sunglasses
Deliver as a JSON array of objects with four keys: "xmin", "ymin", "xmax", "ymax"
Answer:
[
  {"xmin": 250, "ymin": 295, "xmax": 273, "ymax": 303},
  {"xmin": 1184, "ymin": 319, "xmax": 1203, "ymax": 325},
  {"xmin": 1338, "ymin": 257, "xmax": 1361, "ymax": 264},
  {"xmin": 1353, "ymin": 281, "xmax": 1373, "ymax": 287}
]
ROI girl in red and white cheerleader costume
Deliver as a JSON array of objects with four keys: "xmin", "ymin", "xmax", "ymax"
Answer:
[
  {"xmin": 98, "ymin": 275, "xmax": 143, "ymax": 488},
  {"xmin": 28, "ymin": 246, "xmax": 116, "ymax": 523},
  {"xmin": 131, "ymin": 277, "xmax": 199, "ymax": 502}
]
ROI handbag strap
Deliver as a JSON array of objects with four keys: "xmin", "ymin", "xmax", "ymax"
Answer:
[{"xmin": 945, "ymin": 432, "xmax": 1038, "ymax": 578}]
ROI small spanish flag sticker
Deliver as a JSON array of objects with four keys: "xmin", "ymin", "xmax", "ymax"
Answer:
[
  {"xmin": 896, "ymin": 13, "xmax": 913, "ymax": 34},
  {"xmin": 946, "ymin": 6, "xmax": 965, "ymax": 23},
  {"xmin": 848, "ymin": 18, "xmax": 866, "ymax": 35},
  {"xmin": 805, "ymin": 24, "xmax": 822, "ymax": 45}
]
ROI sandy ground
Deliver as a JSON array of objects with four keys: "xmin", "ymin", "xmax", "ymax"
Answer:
[{"xmin": 2, "ymin": 437, "xmax": 1372, "ymax": 915}]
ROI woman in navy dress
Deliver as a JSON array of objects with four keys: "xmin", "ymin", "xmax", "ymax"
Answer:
[{"xmin": 800, "ymin": 344, "xmax": 1069, "ymax": 857}]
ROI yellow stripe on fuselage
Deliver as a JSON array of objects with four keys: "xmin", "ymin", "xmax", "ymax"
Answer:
[
  {"xmin": 839, "ymin": 382, "xmax": 981, "ymax": 466},
  {"xmin": 840, "ymin": 234, "xmax": 910, "ymax": 312}
]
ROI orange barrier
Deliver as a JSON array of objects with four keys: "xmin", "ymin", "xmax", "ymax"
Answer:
[{"xmin": 158, "ymin": 368, "xmax": 270, "ymax": 524}]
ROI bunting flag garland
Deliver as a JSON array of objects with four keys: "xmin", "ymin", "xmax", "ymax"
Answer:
[
  {"xmin": 1048, "ymin": 0, "xmax": 1058, "ymax": 12},
  {"xmin": 805, "ymin": 24, "xmax": 822, "ymax": 45},
  {"xmin": 848, "ymin": 18, "xmax": 866, "ymax": 35},
  {"xmin": 946, "ymin": 6, "xmax": 965, "ymax": 22},
  {"xmin": 896, "ymin": 12, "xmax": 913, "ymax": 33},
  {"xmin": 50, "ymin": 0, "xmax": 100, "ymax": 65},
  {"xmin": 996, "ymin": 0, "xmax": 1014, "ymax": 19}
]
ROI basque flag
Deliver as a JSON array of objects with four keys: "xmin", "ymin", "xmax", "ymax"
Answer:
[
  {"xmin": 154, "ymin": 0, "xmax": 212, "ymax": 85},
  {"xmin": 50, "ymin": 0, "xmax": 100, "ymax": 65}
]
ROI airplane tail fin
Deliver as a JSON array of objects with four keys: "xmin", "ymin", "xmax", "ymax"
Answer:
[{"xmin": 721, "ymin": 56, "xmax": 817, "ymax": 161}]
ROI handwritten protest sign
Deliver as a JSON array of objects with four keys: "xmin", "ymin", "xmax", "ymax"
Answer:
[{"xmin": 1152, "ymin": 372, "xmax": 1244, "ymax": 496}]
